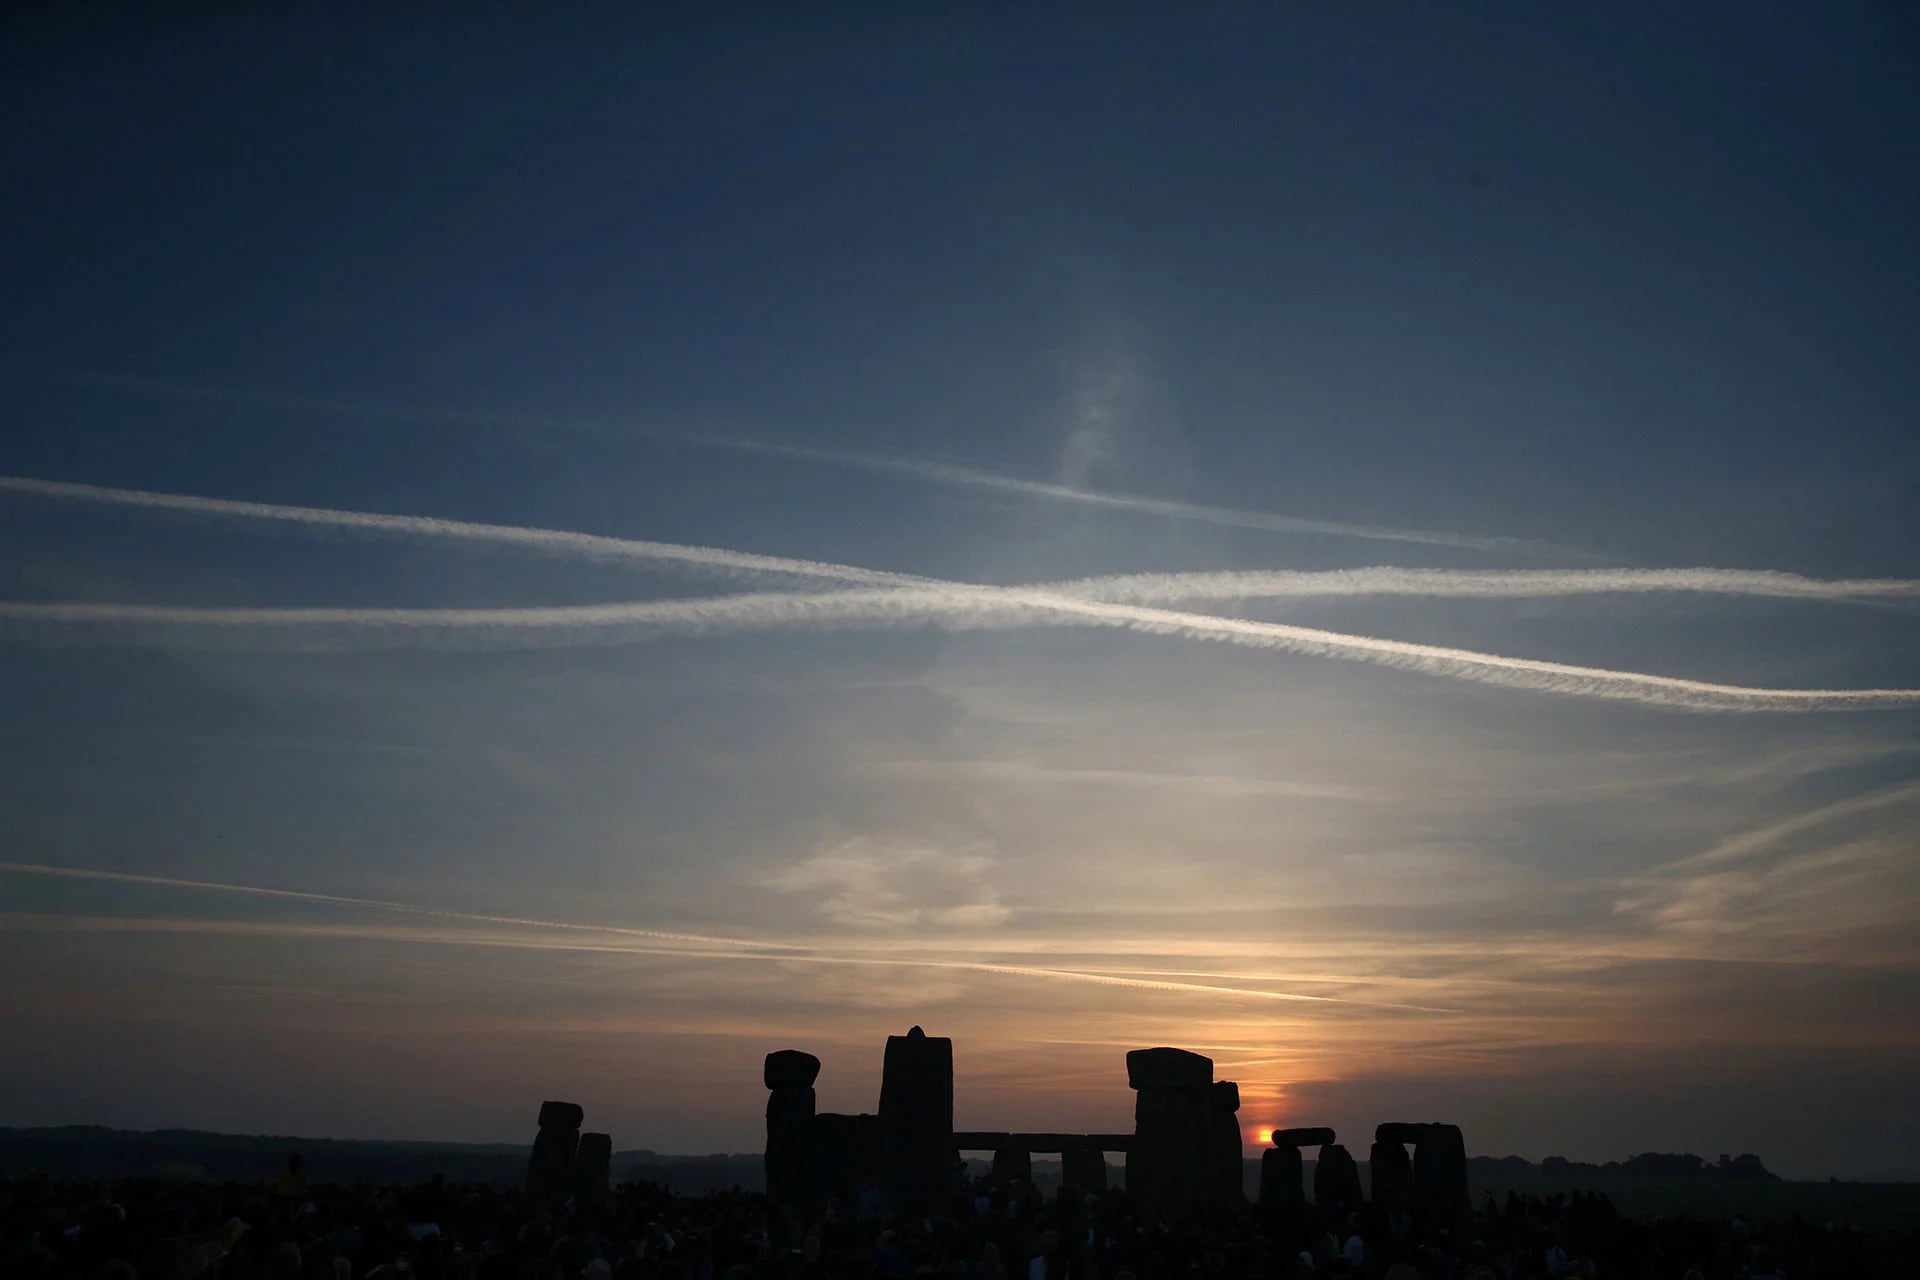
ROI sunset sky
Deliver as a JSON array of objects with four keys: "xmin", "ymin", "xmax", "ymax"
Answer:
[{"xmin": 3, "ymin": 7, "xmax": 1917, "ymax": 1180}]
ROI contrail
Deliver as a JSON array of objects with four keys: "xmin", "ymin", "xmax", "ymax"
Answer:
[
  {"xmin": 1045, "ymin": 566, "xmax": 1920, "ymax": 605},
  {"xmin": 0, "ymin": 474, "xmax": 920, "ymax": 587},
  {"xmin": 4, "ymin": 369, "xmax": 1573, "ymax": 556},
  {"xmin": 5, "ymin": 475, "xmax": 1904, "ymax": 606},
  {"xmin": 0, "ymin": 861, "xmax": 797, "ymax": 951},
  {"xmin": 714, "ymin": 437, "xmax": 1578, "ymax": 557},
  {"xmin": 5, "ymin": 478, "xmax": 1917, "ymax": 710},
  {"xmin": 6, "ymin": 583, "xmax": 1918, "ymax": 712}
]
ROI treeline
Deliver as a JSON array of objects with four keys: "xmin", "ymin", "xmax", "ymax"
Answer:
[
  {"xmin": 1461, "ymin": 1152, "xmax": 1779, "ymax": 1182},
  {"xmin": 0, "ymin": 1127, "xmax": 761, "ymax": 1192}
]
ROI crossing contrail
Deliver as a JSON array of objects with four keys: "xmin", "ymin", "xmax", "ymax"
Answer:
[
  {"xmin": 0, "ymin": 474, "xmax": 920, "ymax": 587},
  {"xmin": 6, "ymin": 583, "xmax": 1919, "ymax": 712},
  {"xmin": 5, "ymin": 477, "xmax": 1918, "ymax": 711},
  {"xmin": 8, "ymin": 474, "xmax": 1908, "ymax": 604}
]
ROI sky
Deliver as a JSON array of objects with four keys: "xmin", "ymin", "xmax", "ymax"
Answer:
[{"xmin": 2, "ymin": 6, "xmax": 1918, "ymax": 1180}]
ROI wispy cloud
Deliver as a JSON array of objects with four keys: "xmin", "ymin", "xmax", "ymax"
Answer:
[
  {"xmin": 761, "ymin": 838, "xmax": 1013, "ymax": 930},
  {"xmin": 1657, "ymin": 780, "xmax": 1920, "ymax": 874},
  {"xmin": 867, "ymin": 759, "xmax": 1384, "ymax": 801},
  {"xmin": 0, "ymin": 868, "xmax": 1453, "ymax": 1013},
  {"xmin": 1610, "ymin": 781, "xmax": 1920, "ymax": 936}
]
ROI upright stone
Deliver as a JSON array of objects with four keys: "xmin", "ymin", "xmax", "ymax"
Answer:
[
  {"xmin": 1124, "ymin": 1047, "xmax": 1215, "ymax": 1214},
  {"xmin": 763, "ymin": 1050, "xmax": 822, "ymax": 1210},
  {"xmin": 1369, "ymin": 1136, "xmax": 1414, "ymax": 1211},
  {"xmin": 1313, "ymin": 1142, "xmax": 1362, "ymax": 1210},
  {"xmin": 812, "ymin": 1112, "xmax": 881, "ymax": 1210},
  {"xmin": 526, "ymin": 1100, "xmax": 584, "ymax": 1199},
  {"xmin": 1259, "ymin": 1144, "xmax": 1304, "ymax": 1212},
  {"xmin": 1209, "ymin": 1081, "xmax": 1246, "ymax": 1205},
  {"xmin": 573, "ymin": 1132, "xmax": 612, "ymax": 1203},
  {"xmin": 1411, "ymin": 1122, "xmax": 1471, "ymax": 1224},
  {"xmin": 1062, "ymin": 1147, "xmax": 1109, "ymax": 1193},
  {"xmin": 878, "ymin": 1026, "xmax": 954, "ymax": 1213},
  {"xmin": 992, "ymin": 1147, "xmax": 1032, "ymax": 1184}
]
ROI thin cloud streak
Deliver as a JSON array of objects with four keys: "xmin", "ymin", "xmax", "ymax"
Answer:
[
  {"xmin": 6, "ymin": 370, "xmax": 1571, "ymax": 555},
  {"xmin": 1662, "ymin": 781, "xmax": 1920, "ymax": 873},
  {"xmin": 0, "ymin": 907, "xmax": 1456, "ymax": 1013},
  {"xmin": 4, "ymin": 479, "xmax": 1917, "ymax": 710},
  {"xmin": 0, "ymin": 861, "xmax": 796, "ymax": 951},
  {"xmin": 712, "ymin": 438, "xmax": 1580, "ymax": 557}
]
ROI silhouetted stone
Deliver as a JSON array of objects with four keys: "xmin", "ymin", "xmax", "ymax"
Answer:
[
  {"xmin": 1126, "ymin": 1047, "xmax": 1215, "ymax": 1213},
  {"xmin": 1374, "ymin": 1121, "xmax": 1431, "ymax": 1146},
  {"xmin": 764, "ymin": 1049, "xmax": 822, "ymax": 1090},
  {"xmin": 1369, "ymin": 1138, "xmax": 1414, "ymax": 1211},
  {"xmin": 879, "ymin": 1026, "xmax": 953, "ymax": 1213},
  {"xmin": 1269, "ymin": 1126, "xmax": 1336, "ymax": 1148},
  {"xmin": 1125, "ymin": 1047, "xmax": 1213, "ymax": 1090},
  {"xmin": 573, "ymin": 1132, "xmax": 612, "ymax": 1203},
  {"xmin": 1259, "ymin": 1144, "xmax": 1304, "ymax": 1211},
  {"xmin": 1210, "ymin": 1080, "xmax": 1245, "ymax": 1205},
  {"xmin": 992, "ymin": 1147, "xmax": 1031, "ymax": 1184},
  {"xmin": 764, "ymin": 1050, "xmax": 822, "ymax": 1209},
  {"xmin": 1062, "ymin": 1147, "xmax": 1109, "ymax": 1193},
  {"xmin": 764, "ymin": 1082, "xmax": 817, "ymax": 1210},
  {"xmin": 1412, "ymin": 1122, "xmax": 1470, "ymax": 1224},
  {"xmin": 526, "ymin": 1100, "xmax": 583, "ymax": 1199},
  {"xmin": 1313, "ymin": 1142, "xmax": 1362, "ymax": 1210},
  {"xmin": 812, "ymin": 1112, "xmax": 881, "ymax": 1209}
]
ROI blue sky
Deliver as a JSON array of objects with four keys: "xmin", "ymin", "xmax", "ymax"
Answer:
[{"xmin": 2, "ymin": 6, "xmax": 1917, "ymax": 1178}]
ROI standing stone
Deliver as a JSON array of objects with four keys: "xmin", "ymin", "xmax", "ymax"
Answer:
[
  {"xmin": 1062, "ymin": 1147, "xmax": 1109, "ymax": 1194},
  {"xmin": 813, "ymin": 1112, "xmax": 882, "ymax": 1210},
  {"xmin": 1209, "ymin": 1081, "xmax": 1246, "ymax": 1205},
  {"xmin": 763, "ymin": 1050, "xmax": 822, "ymax": 1210},
  {"xmin": 879, "ymin": 1026, "xmax": 953, "ymax": 1213},
  {"xmin": 992, "ymin": 1147, "xmax": 1032, "ymax": 1184},
  {"xmin": 1259, "ymin": 1144, "xmax": 1304, "ymax": 1212},
  {"xmin": 573, "ymin": 1132, "xmax": 612, "ymax": 1204},
  {"xmin": 1313, "ymin": 1142, "xmax": 1362, "ymax": 1210},
  {"xmin": 1124, "ymin": 1047, "xmax": 1215, "ymax": 1214},
  {"xmin": 1369, "ymin": 1137, "xmax": 1414, "ymax": 1211},
  {"xmin": 526, "ymin": 1101, "xmax": 584, "ymax": 1199},
  {"xmin": 1411, "ymin": 1122, "xmax": 1470, "ymax": 1224}
]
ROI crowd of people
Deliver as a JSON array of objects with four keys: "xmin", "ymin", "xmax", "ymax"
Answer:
[{"xmin": 4, "ymin": 1158, "xmax": 1912, "ymax": 1280}]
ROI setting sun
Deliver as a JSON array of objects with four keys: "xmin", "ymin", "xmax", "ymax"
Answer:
[{"xmin": 1254, "ymin": 1126, "xmax": 1274, "ymax": 1145}]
